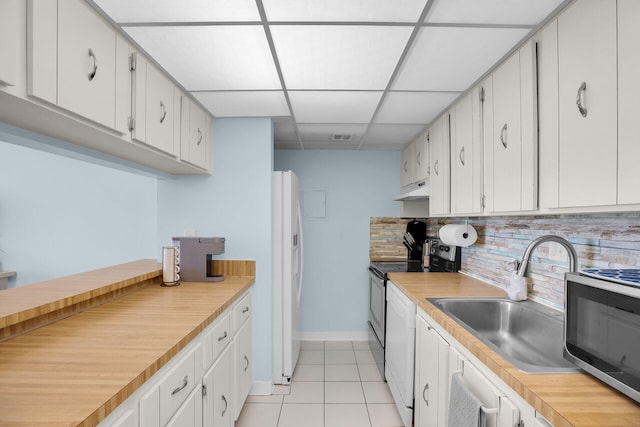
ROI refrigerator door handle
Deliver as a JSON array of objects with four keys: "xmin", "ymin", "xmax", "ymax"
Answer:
[{"xmin": 296, "ymin": 201, "xmax": 304, "ymax": 304}]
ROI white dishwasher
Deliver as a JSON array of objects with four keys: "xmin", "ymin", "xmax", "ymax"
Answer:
[{"xmin": 385, "ymin": 280, "xmax": 416, "ymax": 427}]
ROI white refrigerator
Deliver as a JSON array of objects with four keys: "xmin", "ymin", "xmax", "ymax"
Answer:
[{"xmin": 272, "ymin": 171, "xmax": 304, "ymax": 385}]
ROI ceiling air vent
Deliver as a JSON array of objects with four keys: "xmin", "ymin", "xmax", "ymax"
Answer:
[{"xmin": 331, "ymin": 134, "xmax": 352, "ymax": 142}]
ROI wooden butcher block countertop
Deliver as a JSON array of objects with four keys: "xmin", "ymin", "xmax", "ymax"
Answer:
[
  {"xmin": 389, "ymin": 272, "xmax": 640, "ymax": 427},
  {"xmin": 0, "ymin": 260, "xmax": 254, "ymax": 426}
]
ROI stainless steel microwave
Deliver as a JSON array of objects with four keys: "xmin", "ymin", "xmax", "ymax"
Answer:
[{"xmin": 564, "ymin": 271, "xmax": 640, "ymax": 403}]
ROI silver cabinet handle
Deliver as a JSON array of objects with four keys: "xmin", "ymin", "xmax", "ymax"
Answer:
[
  {"xmin": 242, "ymin": 306, "xmax": 249, "ymax": 313},
  {"xmin": 403, "ymin": 160, "xmax": 408, "ymax": 173},
  {"xmin": 422, "ymin": 383, "xmax": 429, "ymax": 406},
  {"xmin": 434, "ymin": 160, "xmax": 439, "ymax": 176},
  {"xmin": 171, "ymin": 376, "xmax": 188, "ymax": 395},
  {"xmin": 160, "ymin": 101, "xmax": 167, "ymax": 124},
  {"xmin": 221, "ymin": 395, "xmax": 228, "ymax": 417},
  {"xmin": 218, "ymin": 331, "xmax": 228, "ymax": 342},
  {"xmin": 416, "ymin": 150, "xmax": 421, "ymax": 166},
  {"xmin": 500, "ymin": 123, "xmax": 508, "ymax": 149},
  {"xmin": 244, "ymin": 355, "xmax": 250, "ymax": 372},
  {"xmin": 576, "ymin": 81, "xmax": 588, "ymax": 117},
  {"xmin": 197, "ymin": 128, "xmax": 203, "ymax": 146},
  {"xmin": 88, "ymin": 48, "xmax": 98, "ymax": 81},
  {"xmin": 459, "ymin": 146, "xmax": 465, "ymax": 166}
]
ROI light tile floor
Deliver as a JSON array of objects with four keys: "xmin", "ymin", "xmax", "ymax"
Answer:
[{"xmin": 235, "ymin": 341, "xmax": 404, "ymax": 427}]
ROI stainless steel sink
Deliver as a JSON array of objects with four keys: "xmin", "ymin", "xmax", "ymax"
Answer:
[{"xmin": 427, "ymin": 297, "xmax": 580, "ymax": 374}]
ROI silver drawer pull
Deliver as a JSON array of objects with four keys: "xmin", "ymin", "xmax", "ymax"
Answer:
[
  {"xmin": 500, "ymin": 123, "xmax": 508, "ymax": 149},
  {"xmin": 459, "ymin": 146, "xmax": 465, "ymax": 166},
  {"xmin": 576, "ymin": 81, "xmax": 588, "ymax": 117},
  {"xmin": 217, "ymin": 331, "xmax": 228, "ymax": 342},
  {"xmin": 171, "ymin": 376, "xmax": 188, "ymax": 395},
  {"xmin": 160, "ymin": 101, "xmax": 167, "ymax": 124},
  {"xmin": 88, "ymin": 48, "xmax": 98, "ymax": 81},
  {"xmin": 242, "ymin": 306, "xmax": 249, "ymax": 313},
  {"xmin": 244, "ymin": 355, "xmax": 250, "ymax": 372},
  {"xmin": 423, "ymin": 383, "xmax": 429, "ymax": 406},
  {"xmin": 221, "ymin": 395, "xmax": 228, "ymax": 416},
  {"xmin": 197, "ymin": 128, "xmax": 203, "ymax": 145}
]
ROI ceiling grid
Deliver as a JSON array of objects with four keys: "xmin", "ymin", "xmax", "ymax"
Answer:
[{"xmin": 91, "ymin": 0, "xmax": 568, "ymax": 150}]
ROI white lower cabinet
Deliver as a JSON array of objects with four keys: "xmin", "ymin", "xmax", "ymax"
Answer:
[
  {"xmin": 416, "ymin": 308, "xmax": 547, "ymax": 427},
  {"xmin": 166, "ymin": 385, "xmax": 203, "ymax": 427},
  {"xmin": 203, "ymin": 346, "xmax": 233, "ymax": 427},
  {"xmin": 97, "ymin": 287, "xmax": 253, "ymax": 427}
]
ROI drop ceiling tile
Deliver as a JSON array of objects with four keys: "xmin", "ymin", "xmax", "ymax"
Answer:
[
  {"xmin": 290, "ymin": 91, "xmax": 383, "ymax": 123},
  {"xmin": 374, "ymin": 91, "xmax": 460, "ymax": 124},
  {"xmin": 93, "ymin": 0, "xmax": 260, "ymax": 23},
  {"xmin": 274, "ymin": 117, "xmax": 299, "ymax": 144},
  {"xmin": 124, "ymin": 26, "xmax": 281, "ymax": 90},
  {"xmin": 298, "ymin": 124, "xmax": 368, "ymax": 144},
  {"xmin": 426, "ymin": 0, "xmax": 565, "ymax": 25},
  {"xmin": 263, "ymin": 0, "xmax": 428, "ymax": 22},
  {"xmin": 271, "ymin": 26, "xmax": 412, "ymax": 90},
  {"xmin": 392, "ymin": 26, "xmax": 530, "ymax": 91},
  {"xmin": 193, "ymin": 91, "xmax": 290, "ymax": 117},
  {"xmin": 362, "ymin": 124, "xmax": 426, "ymax": 148}
]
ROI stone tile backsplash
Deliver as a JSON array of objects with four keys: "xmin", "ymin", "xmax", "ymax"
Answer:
[{"xmin": 371, "ymin": 213, "xmax": 640, "ymax": 309}]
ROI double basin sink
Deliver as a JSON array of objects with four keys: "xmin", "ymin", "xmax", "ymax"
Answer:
[{"xmin": 427, "ymin": 297, "xmax": 579, "ymax": 374}]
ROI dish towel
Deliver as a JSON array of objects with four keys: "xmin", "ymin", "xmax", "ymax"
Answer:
[{"xmin": 448, "ymin": 372, "xmax": 487, "ymax": 427}]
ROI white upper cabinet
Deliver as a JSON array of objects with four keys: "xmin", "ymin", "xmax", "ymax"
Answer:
[
  {"xmin": 27, "ymin": 0, "xmax": 58, "ymax": 104},
  {"xmin": 485, "ymin": 40, "xmax": 537, "ymax": 213},
  {"xmin": 57, "ymin": 0, "xmax": 117, "ymax": 130},
  {"xmin": 414, "ymin": 131, "xmax": 429, "ymax": 184},
  {"xmin": 0, "ymin": 0, "xmax": 20, "ymax": 87},
  {"xmin": 450, "ymin": 88, "xmax": 483, "ymax": 215},
  {"xmin": 429, "ymin": 114, "xmax": 451, "ymax": 216},
  {"xmin": 536, "ymin": 19, "xmax": 560, "ymax": 209},
  {"xmin": 181, "ymin": 98, "xmax": 211, "ymax": 171},
  {"xmin": 145, "ymin": 63, "xmax": 179, "ymax": 156},
  {"xmin": 400, "ymin": 142, "xmax": 416, "ymax": 187},
  {"xmin": 557, "ymin": 0, "xmax": 617, "ymax": 208},
  {"xmin": 617, "ymin": 0, "xmax": 640, "ymax": 205}
]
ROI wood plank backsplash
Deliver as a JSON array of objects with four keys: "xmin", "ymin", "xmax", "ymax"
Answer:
[{"xmin": 371, "ymin": 214, "xmax": 640, "ymax": 309}]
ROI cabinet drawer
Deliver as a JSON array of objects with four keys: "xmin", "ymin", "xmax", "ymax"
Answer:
[
  {"xmin": 234, "ymin": 292, "xmax": 252, "ymax": 332},
  {"xmin": 203, "ymin": 312, "xmax": 231, "ymax": 370},
  {"xmin": 159, "ymin": 349, "xmax": 197, "ymax": 426},
  {"xmin": 165, "ymin": 384, "xmax": 203, "ymax": 427}
]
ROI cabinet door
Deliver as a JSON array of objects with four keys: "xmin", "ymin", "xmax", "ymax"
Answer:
[
  {"xmin": 400, "ymin": 142, "xmax": 415, "ymax": 187},
  {"xmin": 145, "ymin": 63, "xmax": 177, "ymax": 156},
  {"xmin": 203, "ymin": 345, "xmax": 232, "ymax": 427},
  {"xmin": 165, "ymin": 385, "xmax": 203, "ymax": 427},
  {"xmin": 492, "ymin": 52, "xmax": 522, "ymax": 213},
  {"xmin": 57, "ymin": 0, "xmax": 117, "ymax": 129},
  {"xmin": 183, "ymin": 101, "xmax": 211, "ymax": 170},
  {"xmin": 537, "ymin": 19, "xmax": 560, "ymax": 209},
  {"xmin": 27, "ymin": 0, "xmax": 58, "ymax": 104},
  {"xmin": 414, "ymin": 132, "xmax": 429, "ymax": 183},
  {"xmin": 451, "ymin": 90, "xmax": 482, "ymax": 215},
  {"xmin": 233, "ymin": 318, "xmax": 253, "ymax": 420},
  {"xmin": 0, "ymin": 0, "xmax": 20, "ymax": 86},
  {"xmin": 558, "ymin": 0, "xmax": 617, "ymax": 207},
  {"xmin": 415, "ymin": 316, "xmax": 449, "ymax": 427},
  {"xmin": 114, "ymin": 35, "xmax": 133, "ymax": 135},
  {"xmin": 617, "ymin": 0, "xmax": 640, "ymax": 205},
  {"xmin": 429, "ymin": 115, "xmax": 451, "ymax": 216}
]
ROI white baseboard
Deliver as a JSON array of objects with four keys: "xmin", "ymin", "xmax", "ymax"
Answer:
[
  {"xmin": 249, "ymin": 381, "xmax": 274, "ymax": 396},
  {"xmin": 300, "ymin": 331, "xmax": 368, "ymax": 341}
]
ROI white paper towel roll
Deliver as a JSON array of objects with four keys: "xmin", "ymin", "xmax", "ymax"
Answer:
[{"xmin": 439, "ymin": 224, "xmax": 478, "ymax": 247}]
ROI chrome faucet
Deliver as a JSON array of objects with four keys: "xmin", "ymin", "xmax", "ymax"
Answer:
[{"xmin": 517, "ymin": 235, "xmax": 578, "ymax": 277}]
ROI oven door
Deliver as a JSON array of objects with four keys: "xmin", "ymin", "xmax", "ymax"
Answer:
[
  {"xmin": 368, "ymin": 267, "xmax": 386, "ymax": 346},
  {"xmin": 565, "ymin": 273, "xmax": 640, "ymax": 403}
]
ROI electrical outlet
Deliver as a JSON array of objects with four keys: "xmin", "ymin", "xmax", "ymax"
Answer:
[{"xmin": 548, "ymin": 242, "xmax": 568, "ymax": 262}]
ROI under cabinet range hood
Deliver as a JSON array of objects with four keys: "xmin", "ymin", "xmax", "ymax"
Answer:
[{"xmin": 394, "ymin": 181, "xmax": 429, "ymax": 201}]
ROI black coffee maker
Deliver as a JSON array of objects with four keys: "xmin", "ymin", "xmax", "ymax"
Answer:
[{"xmin": 403, "ymin": 219, "xmax": 427, "ymax": 262}]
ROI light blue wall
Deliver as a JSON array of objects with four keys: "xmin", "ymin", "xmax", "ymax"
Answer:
[
  {"xmin": 274, "ymin": 150, "xmax": 400, "ymax": 336},
  {"xmin": 157, "ymin": 118, "xmax": 273, "ymax": 383},
  {"xmin": 0, "ymin": 139, "xmax": 158, "ymax": 287}
]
